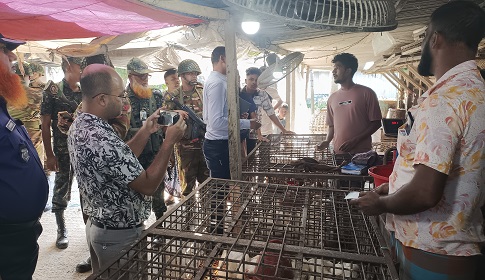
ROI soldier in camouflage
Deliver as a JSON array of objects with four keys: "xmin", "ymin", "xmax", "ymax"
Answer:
[
  {"xmin": 40, "ymin": 56, "xmax": 83, "ymax": 249},
  {"xmin": 8, "ymin": 62, "xmax": 44, "ymax": 160},
  {"xmin": 162, "ymin": 59, "xmax": 209, "ymax": 197},
  {"xmin": 125, "ymin": 57, "xmax": 167, "ymax": 219}
]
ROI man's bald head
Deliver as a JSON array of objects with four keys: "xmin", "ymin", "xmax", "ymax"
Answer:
[{"xmin": 81, "ymin": 64, "xmax": 122, "ymax": 99}]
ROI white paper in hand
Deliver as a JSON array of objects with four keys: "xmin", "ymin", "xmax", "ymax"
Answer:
[{"xmin": 344, "ymin": 191, "xmax": 360, "ymax": 200}]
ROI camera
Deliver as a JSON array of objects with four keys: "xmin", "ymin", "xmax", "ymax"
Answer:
[{"xmin": 157, "ymin": 110, "xmax": 180, "ymax": 126}]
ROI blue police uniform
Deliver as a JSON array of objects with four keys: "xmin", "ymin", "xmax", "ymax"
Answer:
[{"xmin": 0, "ymin": 96, "xmax": 49, "ymax": 279}]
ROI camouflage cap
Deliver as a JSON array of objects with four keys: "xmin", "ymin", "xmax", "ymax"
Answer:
[
  {"xmin": 65, "ymin": 56, "xmax": 83, "ymax": 66},
  {"xmin": 127, "ymin": 57, "xmax": 153, "ymax": 75},
  {"xmin": 13, "ymin": 62, "xmax": 32, "ymax": 76},
  {"xmin": 29, "ymin": 62, "xmax": 45, "ymax": 75}
]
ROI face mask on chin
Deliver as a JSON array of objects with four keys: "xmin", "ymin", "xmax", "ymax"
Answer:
[{"xmin": 0, "ymin": 60, "xmax": 28, "ymax": 108}]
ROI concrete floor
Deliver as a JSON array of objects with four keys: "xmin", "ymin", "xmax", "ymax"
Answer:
[{"xmin": 33, "ymin": 173, "xmax": 160, "ymax": 280}]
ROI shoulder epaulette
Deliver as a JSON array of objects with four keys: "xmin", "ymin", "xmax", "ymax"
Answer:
[{"xmin": 44, "ymin": 80, "xmax": 63, "ymax": 96}]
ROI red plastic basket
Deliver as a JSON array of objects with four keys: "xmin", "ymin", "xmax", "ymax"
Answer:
[{"xmin": 368, "ymin": 165, "xmax": 394, "ymax": 187}]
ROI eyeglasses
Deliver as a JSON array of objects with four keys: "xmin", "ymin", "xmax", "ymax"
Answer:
[
  {"xmin": 131, "ymin": 73, "xmax": 151, "ymax": 79},
  {"xmin": 92, "ymin": 90, "xmax": 128, "ymax": 99}
]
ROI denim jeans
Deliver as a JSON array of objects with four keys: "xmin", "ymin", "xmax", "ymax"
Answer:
[{"xmin": 203, "ymin": 139, "xmax": 231, "ymax": 179}]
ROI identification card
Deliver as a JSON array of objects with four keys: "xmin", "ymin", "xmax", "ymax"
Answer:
[{"xmin": 6, "ymin": 119, "xmax": 16, "ymax": 131}]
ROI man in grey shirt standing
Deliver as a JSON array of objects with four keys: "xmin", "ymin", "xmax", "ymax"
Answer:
[{"xmin": 202, "ymin": 46, "xmax": 260, "ymax": 179}]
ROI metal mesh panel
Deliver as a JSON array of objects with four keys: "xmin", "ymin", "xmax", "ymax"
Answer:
[
  {"xmin": 89, "ymin": 179, "xmax": 397, "ymax": 280},
  {"xmin": 223, "ymin": 0, "xmax": 397, "ymax": 32},
  {"xmin": 243, "ymin": 134, "xmax": 336, "ymax": 173}
]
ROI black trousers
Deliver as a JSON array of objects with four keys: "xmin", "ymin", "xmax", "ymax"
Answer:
[{"xmin": 0, "ymin": 219, "xmax": 43, "ymax": 280}]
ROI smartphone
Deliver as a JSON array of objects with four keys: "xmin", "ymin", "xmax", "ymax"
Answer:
[{"xmin": 157, "ymin": 110, "xmax": 180, "ymax": 126}]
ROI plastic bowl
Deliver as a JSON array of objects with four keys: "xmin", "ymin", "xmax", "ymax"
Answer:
[{"xmin": 368, "ymin": 165, "xmax": 394, "ymax": 187}]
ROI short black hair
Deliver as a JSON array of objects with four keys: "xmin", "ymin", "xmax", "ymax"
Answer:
[
  {"xmin": 281, "ymin": 103, "xmax": 289, "ymax": 109},
  {"xmin": 211, "ymin": 46, "xmax": 225, "ymax": 64},
  {"xmin": 164, "ymin": 68, "xmax": 177, "ymax": 80},
  {"xmin": 429, "ymin": 1, "xmax": 485, "ymax": 53},
  {"xmin": 82, "ymin": 54, "xmax": 113, "ymax": 70},
  {"xmin": 480, "ymin": 68, "xmax": 485, "ymax": 80},
  {"xmin": 61, "ymin": 57, "xmax": 81, "ymax": 73},
  {"xmin": 80, "ymin": 68, "xmax": 113, "ymax": 98},
  {"xmin": 245, "ymin": 67, "xmax": 261, "ymax": 77},
  {"xmin": 332, "ymin": 53, "xmax": 358, "ymax": 75}
]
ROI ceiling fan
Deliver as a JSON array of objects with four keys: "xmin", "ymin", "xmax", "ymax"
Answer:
[
  {"xmin": 258, "ymin": 51, "xmax": 304, "ymax": 88},
  {"xmin": 223, "ymin": 0, "xmax": 397, "ymax": 32}
]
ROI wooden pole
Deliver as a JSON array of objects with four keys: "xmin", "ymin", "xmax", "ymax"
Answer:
[
  {"xmin": 310, "ymin": 70, "xmax": 315, "ymax": 115},
  {"xmin": 304, "ymin": 65, "xmax": 310, "ymax": 101},
  {"xmin": 291, "ymin": 68, "xmax": 296, "ymax": 132},
  {"xmin": 286, "ymin": 69, "xmax": 291, "ymax": 131},
  {"xmin": 224, "ymin": 17, "xmax": 242, "ymax": 180}
]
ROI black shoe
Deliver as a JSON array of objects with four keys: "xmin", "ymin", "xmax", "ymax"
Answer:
[
  {"xmin": 56, "ymin": 229, "xmax": 69, "ymax": 249},
  {"xmin": 55, "ymin": 211, "xmax": 69, "ymax": 249},
  {"xmin": 76, "ymin": 257, "xmax": 92, "ymax": 273}
]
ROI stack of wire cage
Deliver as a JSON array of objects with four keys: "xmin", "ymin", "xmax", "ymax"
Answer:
[
  {"xmin": 88, "ymin": 179, "xmax": 398, "ymax": 280},
  {"xmin": 243, "ymin": 134, "xmax": 373, "ymax": 191},
  {"xmin": 87, "ymin": 134, "xmax": 396, "ymax": 279}
]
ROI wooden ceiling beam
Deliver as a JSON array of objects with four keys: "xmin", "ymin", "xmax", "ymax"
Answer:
[
  {"xmin": 396, "ymin": 68, "xmax": 427, "ymax": 91},
  {"xmin": 406, "ymin": 64, "xmax": 433, "ymax": 88}
]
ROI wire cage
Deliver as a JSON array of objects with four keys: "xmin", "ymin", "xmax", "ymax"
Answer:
[
  {"xmin": 242, "ymin": 134, "xmax": 373, "ymax": 191},
  {"xmin": 243, "ymin": 172, "xmax": 373, "ymax": 191},
  {"xmin": 89, "ymin": 179, "xmax": 397, "ymax": 280},
  {"xmin": 243, "ymin": 134, "xmax": 336, "ymax": 173}
]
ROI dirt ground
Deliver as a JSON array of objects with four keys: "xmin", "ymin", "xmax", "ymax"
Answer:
[{"xmin": 33, "ymin": 173, "xmax": 160, "ymax": 280}]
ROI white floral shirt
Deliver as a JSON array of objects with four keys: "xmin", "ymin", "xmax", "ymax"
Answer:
[
  {"xmin": 386, "ymin": 61, "xmax": 485, "ymax": 256},
  {"xmin": 68, "ymin": 113, "xmax": 149, "ymax": 228}
]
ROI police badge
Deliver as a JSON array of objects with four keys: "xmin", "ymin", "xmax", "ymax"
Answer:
[{"xmin": 19, "ymin": 144, "xmax": 30, "ymax": 162}]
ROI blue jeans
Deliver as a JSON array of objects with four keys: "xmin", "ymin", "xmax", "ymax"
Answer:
[{"xmin": 203, "ymin": 139, "xmax": 231, "ymax": 179}]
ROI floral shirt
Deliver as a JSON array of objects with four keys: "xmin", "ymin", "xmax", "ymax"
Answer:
[
  {"xmin": 68, "ymin": 113, "xmax": 149, "ymax": 228},
  {"xmin": 386, "ymin": 61, "xmax": 485, "ymax": 256}
]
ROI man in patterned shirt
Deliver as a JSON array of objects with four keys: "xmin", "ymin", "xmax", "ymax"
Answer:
[
  {"xmin": 351, "ymin": 2, "xmax": 485, "ymax": 279},
  {"xmin": 68, "ymin": 64, "xmax": 186, "ymax": 274}
]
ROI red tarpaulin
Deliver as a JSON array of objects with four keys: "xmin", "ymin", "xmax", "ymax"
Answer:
[{"xmin": 0, "ymin": 0, "xmax": 203, "ymax": 41}]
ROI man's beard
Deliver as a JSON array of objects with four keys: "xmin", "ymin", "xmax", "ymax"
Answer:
[
  {"xmin": 0, "ymin": 61, "xmax": 28, "ymax": 108},
  {"xmin": 417, "ymin": 40, "xmax": 433, "ymax": 77},
  {"xmin": 131, "ymin": 80, "xmax": 152, "ymax": 99}
]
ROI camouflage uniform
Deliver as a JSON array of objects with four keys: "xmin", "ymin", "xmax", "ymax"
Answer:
[
  {"xmin": 162, "ymin": 84, "xmax": 209, "ymax": 196},
  {"xmin": 125, "ymin": 57, "xmax": 166, "ymax": 219},
  {"xmin": 8, "ymin": 63, "xmax": 44, "ymax": 161},
  {"xmin": 40, "ymin": 78, "xmax": 82, "ymax": 212},
  {"xmin": 58, "ymin": 100, "xmax": 132, "ymax": 140}
]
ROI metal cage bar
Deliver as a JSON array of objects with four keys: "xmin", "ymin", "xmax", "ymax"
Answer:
[
  {"xmin": 243, "ymin": 134, "xmax": 337, "ymax": 173},
  {"xmin": 89, "ymin": 179, "xmax": 398, "ymax": 280}
]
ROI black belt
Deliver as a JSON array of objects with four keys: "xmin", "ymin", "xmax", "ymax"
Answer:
[{"xmin": 90, "ymin": 219, "xmax": 143, "ymax": 230}]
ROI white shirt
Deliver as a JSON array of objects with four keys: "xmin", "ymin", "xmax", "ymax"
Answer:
[
  {"xmin": 203, "ymin": 71, "xmax": 250, "ymax": 140},
  {"xmin": 260, "ymin": 85, "xmax": 281, "ymax": 135}
]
